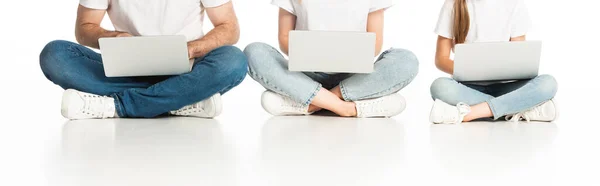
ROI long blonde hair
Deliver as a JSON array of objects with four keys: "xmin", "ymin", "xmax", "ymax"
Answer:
[{"xmin": 452, "ymin": 0, "xmax": 470, "ymax": 44}]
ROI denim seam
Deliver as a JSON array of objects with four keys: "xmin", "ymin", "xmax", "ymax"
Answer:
[
  {"xmin": 488, "ymin": 77, "xmax": 557, "ymax": 120},
  {"xmin": 340, "ymin": 48, "xmax": 418, "ymax": 101},
  {"xmin": 111, "ymin": 93, "xmax": 126, "ymax": 118},
  {"xmin": 342, "ymin": 69, "xmax": 418, "ymax": 101},
  {"xmin": 248, "ymin": 68, "xmax": 321, "ymax": 106},
  {"xmin": 304, "ymin": 84, "xmax": 321, "ymax": 106},
  {"xmin": 486, "ymin": 100, "xmax": 502, "ymax": 120},
  {"xmin": 248, "ymin": 69, "xmax": 291, "ymax": 97},
  {"xmin": 219, "ymin": 73, "xmax": 246, "ymax": 94},
  {"xmin": 339, "ymin": 82, "xmax": 351, "ymax": 101}
]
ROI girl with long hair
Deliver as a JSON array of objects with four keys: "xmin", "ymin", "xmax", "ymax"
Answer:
[{"xmin": 429, "ymin": 0, "xmax": 558, "ymax": 124}]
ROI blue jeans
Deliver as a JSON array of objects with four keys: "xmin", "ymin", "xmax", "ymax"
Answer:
[
  {"xmin": 430, "ymin": 75, "xmax": 558, "ymax": 119},
  {"xmin": 39, "ymin": 40, "xmax": 248, "ymax": 118},
  {"xmin": 244, "ymin": 42, "xmax": 419, "ymax": 105}
]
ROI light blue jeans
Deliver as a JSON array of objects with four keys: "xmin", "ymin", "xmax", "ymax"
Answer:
[
  {"xmin": 244, "ymin": 42, "xmax": 419, "ymax": 105},
  {"xmin": 430, "ymin": 75, "xmax": 558, "ymax": 119}
]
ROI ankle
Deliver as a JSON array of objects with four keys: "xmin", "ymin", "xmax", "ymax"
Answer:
[
  {"xmin": 308, "ymin": 104, "xmax": 322, "ymax": 113},
  {"xmin": 335, "ymin": 102, "xmax": 357, "ymax": 117}
]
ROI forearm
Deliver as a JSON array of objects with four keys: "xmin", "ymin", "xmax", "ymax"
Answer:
[
  {"xmin": 188, "ymin": 22, "xmax": 240, "ymax": 58},
  {"xmin": 374, "ymin": 40, "xmax": 383, "ymax": 56},
  {"xmin": 75, "ymin": 24, "xmax": 123, "ymax": 49},
  {"xmin": 436, "ymin": 58, "xmax": 454, "ymax": 75},
  {"xmin": 279, "ymin": 36, "xmax": 290, "ymax": 55}
]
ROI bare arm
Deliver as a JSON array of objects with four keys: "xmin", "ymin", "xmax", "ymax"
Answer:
[
  {"xmin": 75, "ymin": 5, "xmax": 130, "ymax": 49},
  {"xmin": 367, "ymin": 9, "xmax": 385, "ymax": 56},
  {"xmin": 277, "ymin": 8, "xmax": 297, "ymax": 56},
  {"xmin": 435, "ymin": 36, "xmax": 455, "ymax": 74},
  {"xmin": 187, "ymin": 1, "xmax": 240, "ymax": 59}
]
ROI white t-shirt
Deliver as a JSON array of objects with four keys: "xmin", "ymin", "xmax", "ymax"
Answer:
[
  {"xmin": 435, "ymin": 0, "xmax": 531, "ymax": 43},
  {"xmin": 79, "ymin": 0, "xmax": 230, "ymax": 41},
  {"xmin": 272, "ymin": 0, "xmax": 394, "ymax": 32}
]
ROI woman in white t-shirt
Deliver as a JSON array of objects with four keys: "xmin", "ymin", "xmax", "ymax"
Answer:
[
  {"xmin": 244, "ymin": 0, "xmax": 419, "ymax": 117},
  {"xmin": 429, "ymin": 0, "xmax": 558, "ymax": 124}
]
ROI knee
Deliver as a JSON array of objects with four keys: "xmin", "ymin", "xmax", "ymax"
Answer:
[
  {"xmin": 39, "ymin": 40, "xmax": 76, "ymax": 81},
  {"xmin": 244, "ymin": 42, "xmax": 274, "ymax": 59},
  {"xmin": 534, "ymin": 74, "xmax": 558, "ymax": 99},
  {"xmin": 430, "ymin": 77, "xmax": 460, "ymax": 100},
  {"xmin": 384, "ymin": 48, "xmax": 419, "ymax": 76},
  {"xmin": 214, "ymin": 46, "xmax": 248, "ymax": 80},
  {"xmin": 243, "ymin": 42, "xmax": 279, "ymax": 75},
  {"xmin": 378, "ymin": 48, "xmax": 419, "ymax": 85}
]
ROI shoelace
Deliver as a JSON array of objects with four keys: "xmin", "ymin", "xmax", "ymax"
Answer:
[
  {"xmin": 506, "ymin": 113, "xmax": 530, "ymax": 122},
  {"xmin": 449, "ymin": 102, "xmax": 471, "ymax": 124},
  {"xmin": 505, "ymin": 106, "xmax": 544, "ymax": 123},
  {"xmin": 506, "ymin": 106, "xmax": 543, "ymax": 123},
  {"xmin": 82, "ymin": 94, "xmax": 112, "ymax": 118}
]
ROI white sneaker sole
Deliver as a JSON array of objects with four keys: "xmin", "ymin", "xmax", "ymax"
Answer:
[
  {"xmin": 210, "ymin": 94, "xmax": 223, "ymax": 117},
  {"xmin": 549, "ymin": 99, "xmax": 558, "ymax": 121},
  {"xmin": 429, "ymin": 99, "xmax": 445, "ymax": 124},
  {"xmin": 261, "ymin": 91, "xmax": 308, "ymax": 116},
  {"xmin": 61, "ymin": 89, "xmax": 81, "ymax": 119}
]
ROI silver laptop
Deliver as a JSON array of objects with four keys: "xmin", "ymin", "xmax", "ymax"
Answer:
[
  {"xmin": 99, "ymin": 35, "xmax": 192, "ymax": 77},
  {"xmin": 288, "ymin": 31, "xmax": 376, "ymax": 73},
  {"xmin": 453, "ymin": 41, "xmax": 542, "ymax": 82}
]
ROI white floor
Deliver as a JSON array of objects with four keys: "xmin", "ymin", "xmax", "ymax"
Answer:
[
  {"xmin": 2, "ymin": 1, "xmax": 600, "ymax": 185},
  {"xmin": 0, "ymin": 113, "xmax": 593, "ymax": 186}
]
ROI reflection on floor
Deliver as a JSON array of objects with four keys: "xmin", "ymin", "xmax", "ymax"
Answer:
[
  {"xmin": 48, "ymin": 117, "xmax": 560, "ymax": 186},
  {"xmin": 260, "ymin": 116, "xmax": 405, "ymax": 186},
  {"xmin": 57, "ymin": 118, "xmax": 235, "ymax": 186},
  {"xmin": 430, "ymin": 122, "xmax": 558, "ymax": 178}
]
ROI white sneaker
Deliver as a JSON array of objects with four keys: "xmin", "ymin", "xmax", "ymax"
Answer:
[
  {"xmin": 261, "ymin": 91, "xmax": 310, "ymax": 116},
  {"xmin": 355, "ymin": 93, "xmax": 406, "ymax": 118},
  {"xmin": 61, "ymin": 89, "xmax": 116, "ymax": 120},
  {"xmin": 429, "ymin": 99, "xmax": 471, "ymax": 124},
  {"xmin": 170, "ymin": 94, "xmax": 222, "ymax": 118},
  {"xmin": 506, "ymin": 99, "xmax": 558, "ymax": 122}
]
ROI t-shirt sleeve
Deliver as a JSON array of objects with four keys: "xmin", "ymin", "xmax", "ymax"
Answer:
[
  {"xmin": 510, "ymin": 0, "xmax": 532, "ymax": 37},
  {"xmin": 271, "ymin": 0, "xmax": 295, "ymax": 14},
  {"xmin": 369, "ymin": 0, "xmax": 394, "ymax": 12},
  {"xmin": 201, "ymin": 0, "xmax": 231, "ymax": 8},
  {"xmin": 434, "ymin": 0, "xmax": 454, "ymax": 39},
  {"xmin": 79, "ymin": 0, "xmax": 109, "ymax": 10}
]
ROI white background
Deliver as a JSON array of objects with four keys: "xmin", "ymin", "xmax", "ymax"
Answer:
[{"xmin": 0, "ymin": 0, "xmax": 599, "ymax": 186}]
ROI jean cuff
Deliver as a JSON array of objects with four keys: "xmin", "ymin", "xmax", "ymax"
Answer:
[
  {"xmin": 303, "ymin": 84, "xmax": 322, "ymax": 106},
  {"xmin": 112, "ymin": 94, "xmax": 125, "ymax": 118},
  {"xmin": 339, "ymin": 82, "xmax": 353, "ymax": 101},
  {"xmin": 486, "ymin": 100, "xmax": 503, "ymax": 120}
]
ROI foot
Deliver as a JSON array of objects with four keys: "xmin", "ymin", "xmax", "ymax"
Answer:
[
  {"xmin": 506, "ymin": 99, "xmax": 558, "ymax": 122},
  {"xmin": 61, "ymin": 89, "xmax": 117, "ymax": 120},
  {"xmin": 170, "ymin": 94, "xmax": 222, "ymax": 118},
  {"xmin": 429, "ymin": 99, "xmax": 471, "ymax": 124},
  {"xmin": 261, "ymin": 91, "xmax": 311, "ymax": 116},
  {"xmin": 354, "ymin": 93, "xmax": 406, "ymax": 118}
]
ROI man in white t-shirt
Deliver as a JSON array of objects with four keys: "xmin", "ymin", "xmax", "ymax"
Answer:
[{"xmin": 39, "ymin": 0, "xmax": 247, "ymax": 120}]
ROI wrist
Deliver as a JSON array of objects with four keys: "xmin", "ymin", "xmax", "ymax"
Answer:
[{"xmin": 187, "ymin": 42, "xmax": 199, "ymax": 59}]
